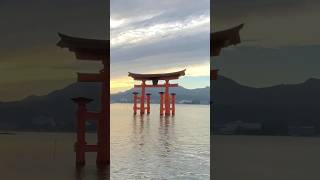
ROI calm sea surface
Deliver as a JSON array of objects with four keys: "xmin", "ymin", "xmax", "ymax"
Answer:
[
  {"xmin": 2, "ymin": 103, "xmax": 320, "ymax": 180},
  {"xmin": 213, "ymin": 135, "xmax": 320, "ymax": 180},
  {"xmin": 0, "ymin": 103, "xmax": 210, "ymax": 180},
  {"xmin": 110, "ymin": 103, "xmax": 210, "ymax": 180}
]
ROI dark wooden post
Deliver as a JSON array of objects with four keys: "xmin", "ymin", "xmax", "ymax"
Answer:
[
  {"xmin": 133, "ymin": 92, "xmax": 139, "ymax": 115},
  {"xmin": 164, "ymin": 79, "xmax": 170, "ymax": 116},
  {"xmin": 72, "ymin": 97, "xmax": 93, "ymax": 166},
  {"xmin": 159, "ymin": 92, "xmax": 164, "ymax": 116},
  {"xmin": 146, "ymin": 93, "xmax": 151, "ymax": 114},
  {"xmin": 140, "ymin": 80, "xmax": 146, "ymax": 115},
  {"xmin": 171, "ymin": 93, "xmax": 176, "ymax": 115},
  {"xmin": 96, "ymin": 69, "xmax": 109, "ymax": 166}
]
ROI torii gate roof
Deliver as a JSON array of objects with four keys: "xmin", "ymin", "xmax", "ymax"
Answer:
[
  {"xmin": 211, "ymin": 24, "xmax": 244, "ymax": 56},
  {"xmin": 57, "ymin": 33, "xmax": 109, "ymax": 61},
  {"xmin": 128, "ymin": 69, "xmax": 186, "ymax": 81}
]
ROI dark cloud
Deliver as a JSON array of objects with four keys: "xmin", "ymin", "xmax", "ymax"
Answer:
[
  {"xmin": 212, "ymin": 0, "xmax": 318, "ymax": 21},
  {"xmin": 212, "ymin": 0, "xmax": 320, "ymax": 87},
  {"xmin": 0, "ymin": 0, "xmax": 107, "ymax": 48},
  {"xmin": 212, "ymin": 0, "xmax": 320, "ymax": 45}
]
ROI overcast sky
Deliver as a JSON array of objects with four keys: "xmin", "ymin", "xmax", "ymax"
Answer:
[
  {"xmin": 1, "ymin": 0, "xmax": 319, "ymax": 101},
  {"xmin": 212, "ymin": 0, "xmax": 320, "ymax": 87},
  {"xmin": 110, "ymin": 0, "xmax": 210, "ymax": 93},
  {"xmin": 0, "ymin": 0, "xmax": 106, "ymax": 101},
  {"xmin": 0, "ymin": 0, "xmax": 210, "ymax": 101}
]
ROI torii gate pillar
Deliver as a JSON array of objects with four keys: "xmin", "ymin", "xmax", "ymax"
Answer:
[
  {"xmin": 146, "ymin": 93, "xmax": 151, "ymax": 114},
  {"xmin": 72, "ymin": 97, "xmax": 92, "ymax": 166},
  {"xmin": 164, "ymin": 79, "xmax": 171, "ymax": 116},
  {"xmin": 159, "ymin": 92, "xmax": 164, "ymax": 115},
  {"xmin": 140, "ymin": 80, "xmax": 146, "ymax": 115},
  {"xmin": 171, "ymin": 93, "xmax": 176, "ymax": 115},
  {"xmin": 57, "ymin": 33, "xmax": 110, "ymax": 167}
]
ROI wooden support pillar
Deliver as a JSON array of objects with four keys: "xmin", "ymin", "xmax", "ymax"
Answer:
[
  {"xmin": 96, "ymin": 69, "xmax": 109, "ymax": 167},
  {"xmin": 164, "ymin": 79, "xmax": 170, "ymax": 116},
  {"xmin": 140, "ymin": 80, "xmax": 146, "ymax": 115},
  {"xmin": 146, "ymin": 93, "xmax": 151, "ymax": 114},
  {"xmin": 159, "ymin": 92, "xmax": 164, "ymax": 116},
  {"xmin": 210, "ymin": 69, "xmax": 219, "ymax": 80},
  {"xmin": 171, "ymin": 93, "xmax": 176, "ymax": 115},
  {"xmin": 57, "ymin": 34, "xmax": 111, "ymax": 168},
  {"xmin": 72, "ymin": 97, "xmax": 93, "ymax": 166},
  {"xmin": 133, "ymin": 92, "xmax": 139, "ymax": 115}
]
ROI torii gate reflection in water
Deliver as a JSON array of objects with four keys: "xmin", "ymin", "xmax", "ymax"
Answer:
[
  {"xmin": 57, "ymin": 33, "xmax": 110, "ymax": 167},
  {"xmin": 128, "ymin": 70, "xmax": 185, "ymax": 116}
]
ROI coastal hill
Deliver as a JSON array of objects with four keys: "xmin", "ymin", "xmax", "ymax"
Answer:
[
  {"xmin": 0, "ymin": 83, "xmax": 209, "ymax": 131},
  {"xmin": 0, "ymin": 76, "xmax": 319, "ymax": 135},
  {"xmin": 111, "ymin": 86, "xmax": 210, "ymax": 104},
  {"xmin": 212, "ymin": 76, "xmax": 320, "ymax": 135}
]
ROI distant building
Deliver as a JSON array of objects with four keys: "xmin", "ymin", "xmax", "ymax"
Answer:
[
  {"xmin": 31, "ymin": 115, "xmax": 56, "ymax": 127},
  {"xmin": 217, "ymin": 121, "xmax": 262, "ymax": 135},
  {"xmin": 288, "ymin": 126, "xmax": 316, "ymax": 136},
  {"xmin": 178, "ymin": 100, "xmax": 193, "ymax": 104}
]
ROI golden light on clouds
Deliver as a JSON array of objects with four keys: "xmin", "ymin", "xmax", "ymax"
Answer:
[
  {"xmin": 110, "ymin": 62, "xmax": 209, "ymax": 93},
  {"xmin": 111, "ymin": 76, "xmax": 135, "ymax": 93}
]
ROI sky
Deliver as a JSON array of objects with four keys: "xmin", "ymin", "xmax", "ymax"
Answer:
[
  {"xmin": 0, "ymin": 0, "xmax": 209, "ymax": 101},
  {"xmin": 110, "ymin": 0, "xmax": 210, "ymax": 93},
  {"xmin": 1, "ymin": 0, "xmax": 319, "ymax": 101},
  {"xmin": 212, "ymin": 0, "xmax": 320, "ymax": 87},
  {"xmin": 0, "ymin": 0, "xmax": 106, "ymax": 102}
]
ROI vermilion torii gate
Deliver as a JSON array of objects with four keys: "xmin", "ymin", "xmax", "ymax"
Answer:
[
  {"xmin": 128, "ymin": 69, "xmax": 185, "ymax": 116},
  {"xmin": 57, "ymin": 33, "xmax": 110, "ymax": 167}
]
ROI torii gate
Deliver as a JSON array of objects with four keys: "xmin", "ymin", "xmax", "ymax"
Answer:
[
  {"xmin": 57, "ymin": 33, "xmax": 110, "ymax": 167},
  {"xmin": 211, "ymin": 24, "xmax": 244, "ymax": 80},
  {"xmin": 210, "ymin": 24, "xmax": 244, "ymax": 178},
  {"xmin": 128, "ymin": 70, "xmax": 185, "ymax": 116}
]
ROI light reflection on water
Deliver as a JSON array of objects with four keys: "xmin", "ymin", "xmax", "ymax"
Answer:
[
  {"xmin": 111, "ymin": 103, "xmax": 210, "ymax": 180},
  {"xmin": 0, "ymin": 132, "xmax": 109, "ymax": 180},
  {"xmin": 74, "ymin": 165, "xmax": 109, "ymax": 180},
  {"xmin": 0, "ymin": 104, "xmax": 209, "ymax": 180}
]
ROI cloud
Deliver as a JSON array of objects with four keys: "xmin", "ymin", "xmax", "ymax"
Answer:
[
  {"xmin": 111, "ymin": 15, "xmax": 209, "ymax": 48},
  {"xmin": 111, "ymin": 0, "xmax": 209, "ymax": 19},
  {"xmin": 213, "ymin": 0, "xmax": 316, "ymax": 21},
  {"xmin": 110, "ymin": 0, "xmax": 210, "ymax": 92}
]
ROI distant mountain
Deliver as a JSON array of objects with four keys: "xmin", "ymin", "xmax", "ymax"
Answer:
[
  {"xmin": 212, "ymin": 76, "xmax": 320, "ymax": 135},
  {"xmin": 0, "ymin": 83, "xmax": 209, "ymax": 131},
  {"xmin": 0, "ymin": 83, "xmax": 102, "ymax": 131},
  {"xmin": 1, "ymin": 76, "xmax": 320, "ymax": 135},
  {"xmin": 111, "ymin": 86, "xmax": 210, "ymax": 104}
]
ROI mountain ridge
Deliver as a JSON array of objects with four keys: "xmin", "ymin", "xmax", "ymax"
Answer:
[{"xmin": 0, "ymin": 76, "xmax": 320, "ymax": 135}]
